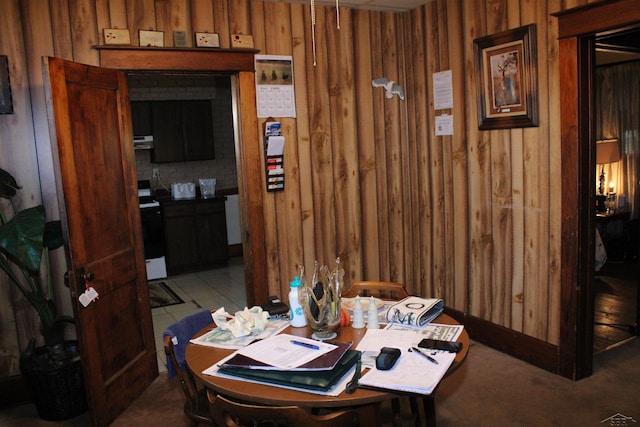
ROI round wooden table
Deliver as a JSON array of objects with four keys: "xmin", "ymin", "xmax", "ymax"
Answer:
[{"xmin": 186, "ymin": 313, "xmax": 468, "ymax": 425}]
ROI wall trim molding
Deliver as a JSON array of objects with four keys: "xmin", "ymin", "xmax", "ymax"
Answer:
[{"xmin": 445, "ymin": 307, "xmax": 559, "ymax": 374}]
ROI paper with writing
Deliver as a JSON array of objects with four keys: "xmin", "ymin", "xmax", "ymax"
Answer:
[{"xmin": 236, "ymin": 334, "xmax": 336, "ymax": 370}]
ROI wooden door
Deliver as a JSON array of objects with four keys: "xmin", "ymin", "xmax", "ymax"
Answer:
[{"xmin": 43, "ymin": 57, "xmax": 157, "ymax": 426}]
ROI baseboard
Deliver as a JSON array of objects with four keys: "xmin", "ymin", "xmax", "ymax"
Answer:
[
  {"xmin": 0, "ymin": 374, "xmax": 30, "ymax": 408},
  {"xmin": 444, "ymin": 307, "xmax": 559, "ymax": 374}
]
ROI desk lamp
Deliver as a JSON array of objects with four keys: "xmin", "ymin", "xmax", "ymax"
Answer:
[
  {"xmin": 595, "ymin": 139, "xmax": 620, "ymax": 213},
  {"xmin": 596, "ymin": 138, "xmax": 621, "ymax": 195}
]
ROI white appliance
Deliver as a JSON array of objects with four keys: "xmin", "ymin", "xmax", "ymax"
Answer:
[{"xmin": 171, "ymin": 182, "xmax": 196, "ymax": 200}]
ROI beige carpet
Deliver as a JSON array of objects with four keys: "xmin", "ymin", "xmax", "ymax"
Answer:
[{"xmin": 1, "ymin": 338, "xmax": 639, "ymax": 426}]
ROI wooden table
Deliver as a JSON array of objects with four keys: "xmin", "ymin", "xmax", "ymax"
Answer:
[{"xmin": 186, "ymin": 313, "xmax": 469, "ymax": 426}]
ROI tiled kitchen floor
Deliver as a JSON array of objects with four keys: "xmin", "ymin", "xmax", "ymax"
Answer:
[{"xmin": 151, "ymin": 257, "xmax": 247, "ymax": 372}]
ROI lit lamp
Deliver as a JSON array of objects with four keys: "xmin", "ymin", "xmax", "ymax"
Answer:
[{"xmin": 595, "ymin": 138, "xmax": 620, "ymax": 213}]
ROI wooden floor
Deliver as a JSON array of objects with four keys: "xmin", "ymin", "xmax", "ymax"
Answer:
[{"xmin": 594, "ymin": 259, "xmax": 639, "ymax": 353}]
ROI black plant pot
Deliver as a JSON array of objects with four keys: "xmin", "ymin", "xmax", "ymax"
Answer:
[{"xmin": 19, "ymin": 340, "xmax": 88, "ymax": 421}]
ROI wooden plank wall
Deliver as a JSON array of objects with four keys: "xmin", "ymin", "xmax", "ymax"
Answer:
[{"xmin": 1, "ymin": 0, "xmax": 591, "ymax": 378}]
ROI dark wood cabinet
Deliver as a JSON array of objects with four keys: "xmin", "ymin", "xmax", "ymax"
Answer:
[
  {"xmin": 162, "ymin": 198, "xmax": 228, "ymax": 274},
  {"xmin": 151, "ymin": 100, "xmax": 215, "ymax": 163},
  {"xmin": 130, "ymin": 101, "xmax": 152, "ymax": 136}
]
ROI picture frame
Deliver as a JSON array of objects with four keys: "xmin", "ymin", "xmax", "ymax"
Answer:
[
  {"xmin": 0, "ymin": 55, "xmax": 13, "ymax": 114},
  {"xmin": 139, "ymin": 30, "xmax": 164, "ymax": 47},
  {"xmin": 195, "ymin": 32, "xmax": 220, "ymax": 48},
  {"xmin": 103, "ymin": 28, "xmax": 131, "ymax": 46},
  {"xmin": 173, "ymin": 31, "xmax": 188, "ymax": 47},
  {"xmin": 473, "ymin": 24, "xmax": 538, "ymax": 130}
]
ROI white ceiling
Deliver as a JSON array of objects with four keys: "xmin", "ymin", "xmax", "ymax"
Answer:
[{"xmin": 262, "ymin": 0, "xmax": 431, "ymax": 12}]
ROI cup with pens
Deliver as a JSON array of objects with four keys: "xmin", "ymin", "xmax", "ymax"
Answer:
[{"xmin": 298, "ymin": 258, "xmax": 345, "ymax": 340}]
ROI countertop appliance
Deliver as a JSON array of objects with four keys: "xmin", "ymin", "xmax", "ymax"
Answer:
[
  {"xmin": 134, "ymin": 135, "xmax": 154, "ymax": 150},
  {"xmin": 171, "ymin": 182, "xmax": 196, "ymax": 200},
  {"xmin": 138, "ymin": 180, "xmax": 167, "ymax": 280}
]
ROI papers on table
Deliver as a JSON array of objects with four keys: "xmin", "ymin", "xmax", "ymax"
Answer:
[
  {"xmin": 233, "ymin": 334, "xmax": 337, "ymax": 370},
  {"xmin": 355, "ymin": 326, "xmax": 461, "ymax": 395},
  {"xmin": 385, "ymin": 323, "xmax": 464, "ymax": 341},
  {"xmin": 190, "ymin": 318, "xmax": 289, "ymax": 349},
  {"xmin": 202, "ymin": 334, "xmax": 358, "ymax": 396},
  {"xmin": 358, "ymin": 348, "xmax": 455, "ymax": 395}
]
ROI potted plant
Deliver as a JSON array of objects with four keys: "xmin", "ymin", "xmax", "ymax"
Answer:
[{"xmin": 0, "ymin": 167, "xmax": 87, "ymax": 421}]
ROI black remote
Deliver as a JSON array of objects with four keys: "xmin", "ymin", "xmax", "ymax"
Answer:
[{"xmin": 418, "ymin": 338, "xmax": 462, "ymax": 353}]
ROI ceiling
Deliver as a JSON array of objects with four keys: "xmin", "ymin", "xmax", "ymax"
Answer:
[
  {"xmin": 262, "ymin": 0, "xmax": 431, "ymax": 12},
  {"xmin": 596, "ymin": 28, "xmax": 640, "ymax": 65},
  {"xmin": 265, "ymin": 1, "xmax": 639, "ymax": 63}
]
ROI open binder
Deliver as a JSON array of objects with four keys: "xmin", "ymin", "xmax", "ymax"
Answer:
[{"xmin": 218, "ymin": 349, "xmax": 360, "ymax": 392}]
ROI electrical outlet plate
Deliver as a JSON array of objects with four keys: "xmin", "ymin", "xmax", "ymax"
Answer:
[{"xmin": 152, "ymin": 168, "xmax": 160, "ymax": 178}]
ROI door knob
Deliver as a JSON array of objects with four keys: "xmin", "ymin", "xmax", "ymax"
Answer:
[{"xmin": 83, "ymin": 271, "xmax": 95, "ymax": 282}]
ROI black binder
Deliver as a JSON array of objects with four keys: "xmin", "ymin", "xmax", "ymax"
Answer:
[{"xmin": 218, "ymin": 349, "xmax": 360, "ymax": 392}]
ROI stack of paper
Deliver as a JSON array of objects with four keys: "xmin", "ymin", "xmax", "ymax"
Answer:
[
  {"xmin": 355, "ymin": 327, "xmax": 459, "ymax": 395},
  {"xmin": 358, "ymin": 348, "xmax": 455, "ymax": 395}
]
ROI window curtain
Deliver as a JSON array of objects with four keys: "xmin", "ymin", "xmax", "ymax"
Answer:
[{"xmin": 596, "ymin": 61, "xmax": 640, "ymax": 219}]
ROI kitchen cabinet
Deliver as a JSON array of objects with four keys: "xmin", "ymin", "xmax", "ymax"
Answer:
[
  {"xmin": 162, "ymin": 198, "xmax": 228, "ymax": 274},
  {"xmin": 130, "ymin": 101, "xmax": 152, "ymax": 136},
  {"xmin": 151, "ymin": 100, "xmax": 215, "ymax": 163}
]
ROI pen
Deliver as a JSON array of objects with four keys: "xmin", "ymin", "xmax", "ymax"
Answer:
[
  {"xmin": 291, "ymin": 340, "xmax": 320, "ymax": 350},
  {"xmin": 411, "ymin": 347, "xmax": 439, "ymax": 365}
]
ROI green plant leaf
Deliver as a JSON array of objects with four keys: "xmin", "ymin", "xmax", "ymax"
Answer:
[
  {"xmin": 0, "ymin": 168, "xmax": 19, "ymax": 199},
  {"xmin": 0, "ymin": 205, "xmax": 46, "ymax": 272}
]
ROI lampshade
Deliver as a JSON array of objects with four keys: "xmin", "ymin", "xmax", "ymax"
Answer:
[{"xmin": 596, "ymin": 138, "xmax": 621, "ymax": 164}]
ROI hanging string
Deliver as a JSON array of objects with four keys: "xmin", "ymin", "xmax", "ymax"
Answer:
[
  {"xmin": 311, "ymin": 0, "xmax": 317, "ymax": 66},
  {"xmin": 336, "ymin": 0, "xmax": 340, "ymax": 30}
]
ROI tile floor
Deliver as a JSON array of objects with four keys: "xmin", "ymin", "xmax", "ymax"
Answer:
[{"xmin": 151, "ymin": 257, "xmax": 247, "ymax": 372}]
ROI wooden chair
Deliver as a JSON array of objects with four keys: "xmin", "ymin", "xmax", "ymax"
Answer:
[
  {"xmin": 163, "ymin": 310, "xmax": 215, "ymax": 426},
  {"xmin": 207, "ymin": 390, "xmax": 360, "ymax": 427},
  {"xmin": 342, "ymin": 280, "xmax": 409, "ymax": 300}
]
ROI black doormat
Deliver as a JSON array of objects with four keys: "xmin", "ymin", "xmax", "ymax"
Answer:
[{"xmin": 149, "ymin": 281, "xmax": 184, "ymax": 309}]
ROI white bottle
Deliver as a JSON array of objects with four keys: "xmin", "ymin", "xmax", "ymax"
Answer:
[
  {"xmin": 352, "ymin": 296, "xmax": 365, "ymax": 329},
  {"xmin": 367, "ymin": 296, "xmax": 379, "ymax": 329},
  {"xmin": 288, "ymin": 276, "xmax": 307, "ymax": 327}
]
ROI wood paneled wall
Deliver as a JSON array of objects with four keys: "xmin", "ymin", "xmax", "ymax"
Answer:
[{"xmin": 1, "ymin": 0, "xmax": 590, "ymax": 378}]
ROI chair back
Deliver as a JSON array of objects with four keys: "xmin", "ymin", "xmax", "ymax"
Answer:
[
  {"xmin": 207, "ymin": 391, "xmax": 359, "ymax": 427},
  {"xmin": 163, "ymin": 310, "xmax": 214, "ymax": 425},
  {"xmin": 342, "ymin": 281, "xmax": 409, "ymax": 300}
]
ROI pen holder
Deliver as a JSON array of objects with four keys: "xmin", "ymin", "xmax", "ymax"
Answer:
[{"xmin": 298, "ymin": 259, "xmax": 344, "ymax": 341}]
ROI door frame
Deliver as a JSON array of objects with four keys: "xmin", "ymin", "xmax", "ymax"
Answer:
[
  {"xmin": 95, "ymin": 46, "xmax": 268, "ymax": 307},
  {"xmin": 554, "ymin": 0, "xmax": 640, "ymax": 380}
]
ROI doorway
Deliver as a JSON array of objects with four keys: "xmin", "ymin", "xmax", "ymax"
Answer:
[
  {"xmin": 556, "ymin": 0, "xmax": 640, "ymax": 379},
  {"xmin": 126, "ymin": 73, "xmax": 249, "ymax": 370},
  {"xmin": 593, "ymin": 29, "xmax": 640, "ymax": 353},
  {"xmin": 95, "ymin": 46, "xmax": 269, "ymax": 309}
]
